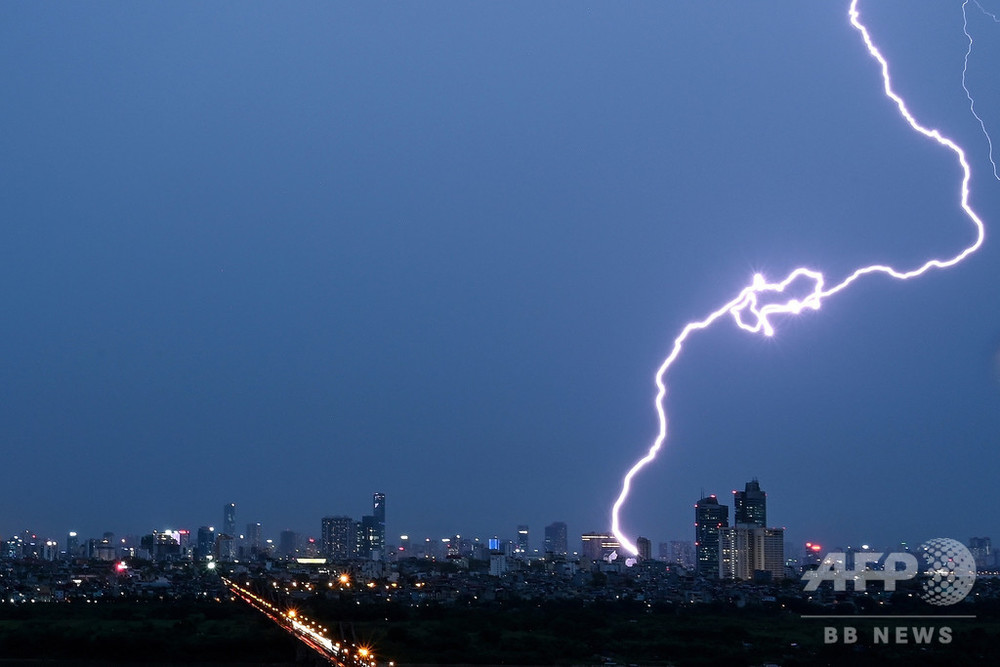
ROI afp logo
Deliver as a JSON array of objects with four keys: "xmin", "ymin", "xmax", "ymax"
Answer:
[{"xmin": 801, "ymin": 538, "xmax": 976, "ymax": 606}]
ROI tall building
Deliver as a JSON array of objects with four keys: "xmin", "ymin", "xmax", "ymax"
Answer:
[
  {"xmin": 636, "ymin": 536, "xmax": 652, "ymax": 561},
  {"xmin": 372, "ymin": 492, "xmax": 386, "ymax": 560},
  {"xmin": 65, "ymin": 531, "xmax": 79, "ymax": 559},
  {"xmin": 544, "ymin": 522, "xmax": 568, "ymax": 556},
  {"xmin": 733, "ymin": 479, "xmax": 766, "ymax": 527},
  {"xmin": 279, "ymin": 530, "xmax": 298, "ymax": 559},
  {"xmin": 516, "ymin": 525, "xmax": 529, "ymax": 557},
  {"xmin": 969, "ymin": 537, "xmax": 993, "ymax": 570},
  {"xmin": 223, "ymin": 503, "xmax": 237, "ymax": 537},
  {"xmin": 694, "ymin": 495, "xmax": 728, "ymax": 577},
  {"xmin": 321, "ymin": 516, "xmax": 356, "ymax": 560},
  {"xmin": 246, "ymin": 522, "xmax": 262, "ymax": 555},
  {"xmin": 719, "ymin": 525, "xmax": 785, "ymax": 581},
  {"xmin": 196, "ymin": 526, "xmax": 215, "ymax": 561},
  {"xmin": 581, "ymin": 532, "xmax": 620, "ymax": 561},
  {"xmin": 357, "ymin": 515, "xmax": 379, "ymax": 559},
  {"xmin": 719, "ymin": 525, "xmax": 755, "ymax": 580},
  {"xmin": 754, "ymin": 527, "xmax": 784, "ymax": 580}
]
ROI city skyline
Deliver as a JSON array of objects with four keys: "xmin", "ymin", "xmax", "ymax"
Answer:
[
  {"xmin": 2, "ymin": 3, "xmax": 999, "ymax": 555},
  {"xmin": 3, "ymin": 476, "xmax": 993, "ymax": 563}
]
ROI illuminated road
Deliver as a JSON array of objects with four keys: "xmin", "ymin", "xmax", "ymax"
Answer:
[{"xmin": 223, "ymin": 577, "xmax": 386, "ymax": 667}]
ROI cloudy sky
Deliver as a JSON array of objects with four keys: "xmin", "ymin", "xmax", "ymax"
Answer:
[{"xmin": 2, "ymin": 0, "xmax": 999, "ymax": 553}]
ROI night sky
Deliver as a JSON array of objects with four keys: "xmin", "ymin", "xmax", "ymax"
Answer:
[{"xmin": 2, "ymin": 1, "xmax": 999, "ymax": 554}]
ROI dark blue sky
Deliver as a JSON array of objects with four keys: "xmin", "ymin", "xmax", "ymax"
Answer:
[{"xmin": 2, "ymin": 1, "xmax": 999, "ymax": 553}]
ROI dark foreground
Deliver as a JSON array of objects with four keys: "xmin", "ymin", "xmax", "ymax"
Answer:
[
  {"xmin": 0, "ymin": 599, "xmax": 299, "ymax": 664},
  {"xmin": 3, "ymin": 598, "xmax": 1000, "ymax": 665}
]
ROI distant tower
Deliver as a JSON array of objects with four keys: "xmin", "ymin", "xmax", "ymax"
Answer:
[
  {"xmin": 695, "ymin": 495, "xmax": 729, "ymax": 577},
  {"xmin": 516, "ymin": 525, "xmax": 529, "ymax": 557},
  {"xmin": 196, "ymin": 526, "xmax": 215, "ymax": 562},
  {"xmin": 65, "ymin": 531, "xmax": 79, "ymax": 559},
  {"xmin": 969, "ymin": 537, "xmax": 993, "ymax": 570},
  {"xmin": 279, "ymin": 530, "xmax": 298, "ymax": 559},
  {"xmin": 223, "ymin": 503, "xmax": 237, "ymax": 537},
  {"xmin": 372, "ymin": 492, "xmax": 386, "ymax": 560},
  {"xmin": 544, "ymin": 522, "xmax": 568, "ymax": 556},
  {"xmin": 357, "ymin": 516, "xmax": 378, "ymax": 559},
  {"xmin": 636, "ymin": 536, "xmax": 652, "ymax": 561},
  {"xmin": 246, "ymin": 522, "xmax": 262, "ymax": 555},
  {"xmin": 733, "ymin": 479, "xmax": 766, "ymax": 527}
]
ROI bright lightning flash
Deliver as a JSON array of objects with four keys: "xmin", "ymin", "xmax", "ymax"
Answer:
[{"xmin": 611, "ymin": 0, "xmax": 990, "ymax": 557}]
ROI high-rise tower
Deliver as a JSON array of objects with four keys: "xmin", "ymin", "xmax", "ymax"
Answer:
[
  {"xmin": 544, "ymin": 522, "xmax": 568, "ymax": 556},
  {"xmin": 733, "ymin": 479, "xmax": 766, "ymax": 527},
  {"xmin": 516, "ymin": 525, "xmax": 529, "ymax": 557},
  {"xmin": 372, "ymin": 492, "xmax": 386, "ymax": 560},
  {"xmin": 321, "ymin": 516, "xmax": 356, "ymax": 560},
  {"xmin": 694, "ymin": 495, "xmax": 728, "ymax": 577},
  {"xmin": 223, "ymin": 503, "xmax": 236, "ymax": 537}
]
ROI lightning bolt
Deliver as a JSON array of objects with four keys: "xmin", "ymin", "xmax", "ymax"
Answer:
[
  {"xmin": 611, "ymin": 0, "xmax": 991, "ymax": 557},
  {"xmin": 964, "ymin": 0, "xmax": 1000, "ymax": 180}
]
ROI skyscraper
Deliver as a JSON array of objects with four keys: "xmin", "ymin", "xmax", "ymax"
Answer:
[
  {"xmin": 278, "ymin": 530, "xmax": 298, "ymax": 559},
  {"xmin": 544, "ymin": 522, "xmax": 568, "ymax": 556},
  {"xmin": 969, "ymin": 537, "xmax": 993, "ymax": 570},
  {"xmin": 718, "ymin": 524, "xmax": 754, "ymax": 580},
  {"xmin": 223, "ymin": 502, "xmax": 237, "ymax": 537},
  {"xmin": 733, "ymin": 479, "xmax": 766, "ymax": 527},
  {"xmin": 754, "ymin": 527, "xmax": 784, "ymax": 580},
  {"xmin": 321, "ymin": 516, "xmax": 356, "ymax": 560},
  {"xmin": 66, "ymin": 531, "xmax": 79, "ymax": 559},
  {"xmin": 357, "ymin": 515, "xmax": 378, "ymax": 559},
  {"xmin": 372, "ymin": 492, "xmax": 386, "ymax": 560},
  {"xmin": 636, "ymin": 536, "xmax": 652, "ymax": 561},
  {"xmin": 196, "ymin": 526, "xmax": 215, "ymax": 562},
  {"xmin": 246, "ymin": 522, "xmax": 262, "ymax": 556},
  {"xmin": 516, "ymin": 525, "xmax": 529, "ymax": 557},
  {"xmin": 694, "ymin": 495, "xmax": 728, "ymax": 577}
]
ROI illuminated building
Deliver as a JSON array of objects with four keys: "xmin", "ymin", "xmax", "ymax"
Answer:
[
  {"xmin": 321, "ymin": 516, "xmax": 355, "ymax": 560},
  {"xmin": 754, "ymin": 527, "xmax": 784, "ymax": 580},
  {"xmin": 357, "ymin": 516, "xmax": 377, "ymax": 559},
  {"xmin": 719, "ymin": 525, "xmax": 754, "ymax": 580},
  {"xmin": 719, "ymin": 524, "xmax": 784, "ymax": 581},
  {"xmin": 373, "ymin": 492, "xmax": 386, "ymax": 560},
  {"xmin": 217, "ymin": 533, "xmax": 235, "ymax": 562},
  {"xmin": 694, "ymin": 495, "xmax": 728, "ymax": 577},
  {"xmin": 733, "ymin": 479, "xmax": 766, "ymax": 528},
  {"xmin": 544, "ymin": 522, "xmax": 568, "ymax": 556},
  {"xmin": 581, "ymin": 532, "xmax": 620, "ymax": 561},
  {"xmin": 246, "ymin": 522, "xmax": 262, "ymax": 556},
  {"xmin": 65, "ymin": 531, "xmax": 79, "ymax": 559},
  {"xmin": 515, "ymin": 525, "xmax": 529, "ymax": 558},
  {"xmin": 196, "ymin": 526, "xmax": 215, "ymax": 561}
]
